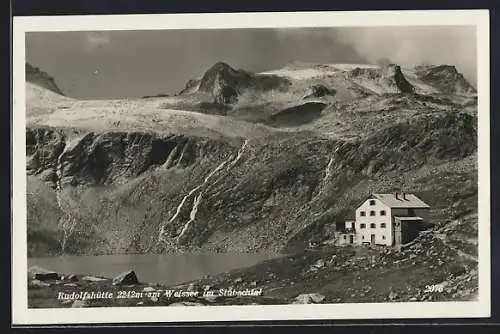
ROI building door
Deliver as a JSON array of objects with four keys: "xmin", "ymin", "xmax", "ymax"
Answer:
[
  {"xmin": 393, "ymin": 220, "xmax": 402, "ymax": 246},
  {"xmin": 370, "ymin": 234, "xmax": 375, "ymax": 245},
  {"xmin": 349, "ymin": 235, "xmax": 354, "ymax": 244},
  {"xmin": 394, "ymin": 231, "xmax": 402, "ymax": 245}
]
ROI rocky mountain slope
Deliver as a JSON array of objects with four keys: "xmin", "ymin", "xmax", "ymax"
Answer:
[
  {"xmin": 25, "ymin": 61, "xmax": 477, "ymax": 268},
  {"xmin": 26, "ymin": 63, "xmax": 65, "ymax": 95}
]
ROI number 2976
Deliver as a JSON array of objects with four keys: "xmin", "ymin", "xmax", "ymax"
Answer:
[{"xmin": 424, "ymin": 284, "xmax": 444, "ymax": 293}]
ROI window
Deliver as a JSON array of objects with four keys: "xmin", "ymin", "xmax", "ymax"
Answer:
[
  {"xmin": 362, "ymin": 236, "xmax": 365, "ymax": 240},
  {"xmin": 360, "ymin": 223, "xmax": 366, "ymax": 229},
  {"xmin": 360, "ymin": 211, "xmax": 366, "ymax": 217},
  {"xmin": 380, "ymin": 210, "xmax": 386, "ymax": 216},
  {"xmin": 369, "ymin": 200, "xmax": 376, "ymax": 206},
  {"xmin": 380, "ymin": 223, "xmax": 386, "ymax": 228},
  {"xmin": 370, "ymin": 210, "xmax": 376, "ymax": 216},
  {"xmin": 370, "ymin": 223, "xmax": 376, "ymax": 228},
  {"xmin": 343, "ymin": 235, "xmax": 347, "ymax": 240},
  {"xmin": 382, "ymin": 236, "xmax": 386, "ymax": 240}
]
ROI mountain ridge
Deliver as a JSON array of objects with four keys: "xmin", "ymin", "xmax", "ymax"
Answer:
[
  {"xmin": 24, "ymin": 60, "xmax": 477, "ymax": 257},
  {"xmin": 26, "ymin": 63, "xmax": 65, "ymax": 95}
]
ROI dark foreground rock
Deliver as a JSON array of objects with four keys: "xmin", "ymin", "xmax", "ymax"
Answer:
[
  {"xmin": 29, "ymin": 266, "xmax": 61, "ymax": 281},
  {"xmin": 113, "ymin": 270, "xmax": 139, "ymax": 285},
  {"xmin": 293, "ymin": 293, "xmax": 326, "ymax": 304}
]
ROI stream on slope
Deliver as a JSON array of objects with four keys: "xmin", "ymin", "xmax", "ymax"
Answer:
[{"xmin": 28, "ymin": 253, "xmax": 282, "ymax": 286}]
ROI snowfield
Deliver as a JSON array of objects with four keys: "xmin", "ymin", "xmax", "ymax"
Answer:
[
  {"xmin": 259, "ymin": 68, "xmax": 337, "ymax": 80},
  {"xmin": 329, "ymin": 63, "xmax": 381, "ymax": 71},
  {"xmin": 27, "ymin": 100, "xmax": 278, "ymax": 139},
  {"xmin": 26, "ymin": 61, "xmax": 477, "ymax": 141},
  {"xmin": 259, "ymin": 63, "xmax": 380, "ymax": 80}
]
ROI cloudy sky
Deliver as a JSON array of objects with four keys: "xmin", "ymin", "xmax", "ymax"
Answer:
[{"xmin": 26, "ymin": 26, "xmax": 477, "ymax": 99}]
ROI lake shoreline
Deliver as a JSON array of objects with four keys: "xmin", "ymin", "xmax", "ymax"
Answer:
[
  {"xmin": 28, "ymin": 252, "xmax": 285, "ymax": 286},
  {"xmin": 27, "ymin": 242, "xmax": 478, "ymax": 308}
]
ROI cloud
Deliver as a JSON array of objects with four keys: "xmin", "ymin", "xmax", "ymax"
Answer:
[
  {"xmin": 335, "ymin": 26, "xmax": 477, "ymax": 85},
  {"xmin": 272, "ymin": 26, "xmax": 477, "ymax": 85},
  {"xmin": 84, "ymin": 32, "xmax": 112, "ymax": 50}
]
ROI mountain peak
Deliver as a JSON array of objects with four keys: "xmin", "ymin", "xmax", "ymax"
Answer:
[
  {"xmin": 198, "ymin": 62, "xmax": 252, "ymax": 93},
  {"xmin": 26, "ymin": 63, "xmax": 65, "ymax": 96},
  {"xmin": 347, "ymin": 63, "xmax": 415, "ymax": 94},
  {"xmin": 416, "ymin": 64, "xmax": 476, "ymax": 95},
  {"xmin": 209, "ymin": 61, "xmax": 235, "ymax": 72}
]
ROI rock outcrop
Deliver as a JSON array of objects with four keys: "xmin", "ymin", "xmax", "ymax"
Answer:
[
  {"xmin": 293, "ymin": 293, "xmax": 326, "ymax": 304},
  {"xmin": 347, "ymin": 64, "xmax": 415, "ymax": 94},
  {"xmin": 415, "ymin": 65, "xmax": 477, "ymax": 95},
  {"xmin": 26, "ymin": 129, "xmax": 231, "ymax": 188},
  {"xmin": 113, "ymin": 270, "xmax": 139, "ymax": 285},
  {"xmin": 184, "ymin": 62, "xmax": 291, "ymax": 105},
  {"xmin": 26, "ymin": 63, "xmax": 65, "ymax": 95},
  {"xmin": 303, "ymin": 84, "xmax": 336, "ymax": 99}
]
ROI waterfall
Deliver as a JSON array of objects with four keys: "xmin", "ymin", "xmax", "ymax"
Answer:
[
  {"xmin": 175, "ymin": 141, "xmax": 190, "ymax": 167},
  {"xmin": 167, "ymin": 159, "xmax": 228, "ymax": 225},
  {"xmin": 322, "ymin": 156, "xmax": 334, "ymax": 185},
  {"xmin": 162, "ymin": 142, "xmax": 181, "ymax": 169},
  {"xmin": 176, "ymin": 192, "xmax": 203, "ymax": 240},
  {"xmin": 54, "ymin": 136, "xmax": 81, "ymax": 253},
  {"xmin": 227, "ymin": 139, "xmax": 249, "ymax": 169},
  {"xmin": 157, "ymin": 139, "xmax": 250, "ymax": 246}
]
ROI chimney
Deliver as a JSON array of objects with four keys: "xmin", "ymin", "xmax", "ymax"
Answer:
[
  {"xmin": 403, "ymin": 192, "xmax": 407, "ymax": 200},
  {"xmin": 395, "ymin": 192, "xmax": 399, "ymax": 200}
]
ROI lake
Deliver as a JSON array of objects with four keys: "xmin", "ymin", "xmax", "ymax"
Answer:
[{"xmin": 28, "ymin": 253, "xmax": 282, "ymax": 285}]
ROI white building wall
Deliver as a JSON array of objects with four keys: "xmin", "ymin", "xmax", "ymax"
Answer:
[
  {"xmin": 354, "ymin": 198, "xmax": 392, "ymax": 246},
  {"xmin": 345, "ymin": 220, "xmax": 355, "ymax": 230},
  {"xmin": 335, "ymin": 232, "xmax": 356, "ymax": 246}
]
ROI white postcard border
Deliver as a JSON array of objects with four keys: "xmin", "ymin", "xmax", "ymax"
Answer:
[{"xmin": 12, "ymin": 10, "xmax": 491, "ymax": 324}]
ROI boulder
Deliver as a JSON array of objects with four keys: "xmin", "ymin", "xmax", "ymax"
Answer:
[
  {"xmin": 71, "ymin": 300, "xmax": 87, "ymax": 308},
  {"xmin": 82, "ymin": 276, "xmax": 108, "ymax": 282},
  {"xmin": 28, "ymin": 266, "xmax": 60, "ymax": 281},
  {"xmin": 388, "ymin": 291, "xmax": 399, "ymax": 301},
  {"xmin": 313, "ymin": 259, "xmax": 326, "ymax": 269},
  {"xmin": 28, "ymin": 279, "xmax": 51, "ymax": 289},
  {"xmin": 112, "ymin": 270, "xmax": 139, "ymax": 285},
  {"xmin": 68, "ymin": 274, "xmax": 79, "ymax": 282},
  {"xmin": 35, "ymin": 272, "xmax": 59, "ymax": 281},
  {"xmin": 293, "ymin": 293, "xmax": 326, "ymax": 304},
  {"xmin": 449, "ymin": 264, "xmax": 467, "ymax": 277}
]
